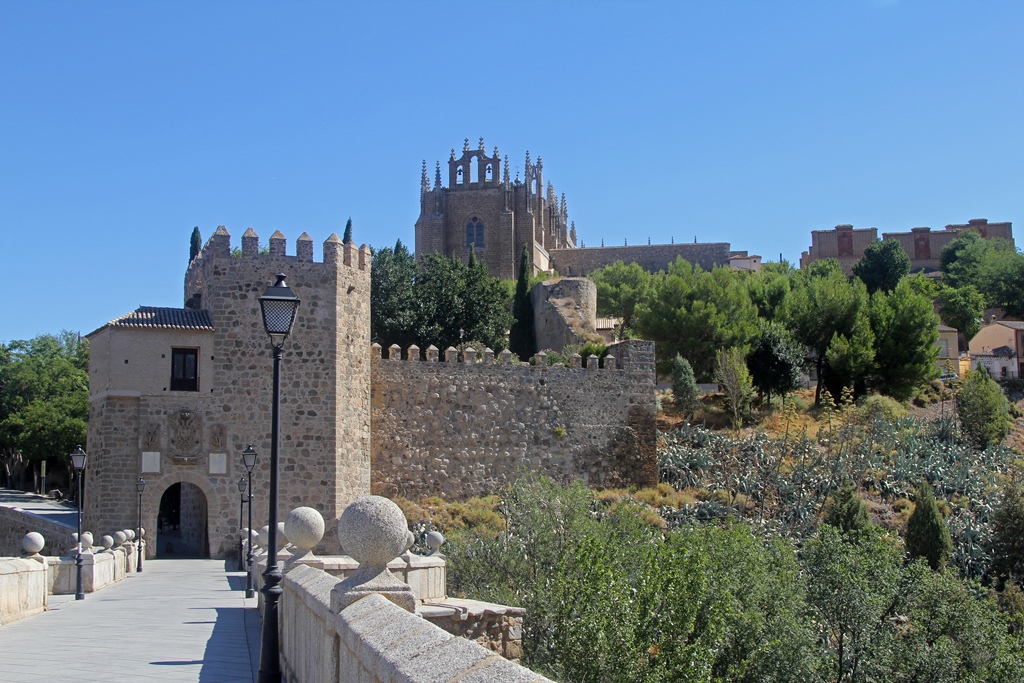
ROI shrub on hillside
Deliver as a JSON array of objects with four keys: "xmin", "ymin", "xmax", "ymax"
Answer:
[
  {"xmin": 859, "ymin": 394, "xmax": 908, "ymax": 423},
  {"xmin": 957, "ymin": 368, "xmax": 1012, "ymax": 449},
  {"xmin": 823, "ymin": 482, "xmax": 872, "ymax": 534},
  {"xmin": 992, "ymin": 481, "xmax": 1024, "ymax": 581}
]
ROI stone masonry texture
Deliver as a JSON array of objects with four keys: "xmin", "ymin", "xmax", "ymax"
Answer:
[{"xmin": 370, "ymin": 340, "xmax": 658, "ymax": 500}]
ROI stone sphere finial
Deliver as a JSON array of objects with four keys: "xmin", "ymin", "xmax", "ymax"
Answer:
[
  {"xmin": 81, "ymin": 532, "xmax": 94, "ymax": 551},
  {"xmin": 426, "ymin": 530, "xmax": 445, "ymax": 554},
  {"xmin": 332, "ymin": 496, "xmax": 416, "ymax": 613},
  {"xmin": 285, "ymin": 507, "xmax": 325, "ymax": 552},
  {"xmin": 139, "ymin": 527, "xmax": 146, "ymax": 539},
  {"xmin": 101, "ymin": 535, "xmax": 114, "ymax": 551},
  {"xmin": 125, "ymin": 529, "xmax": 136, "ymax": 541},
  {"xmin": 113, "ymin": 531, "xmax": 127, "ymax": 547},
  {"xmin": 337, "ymin": 496, "xmax": 409, "ymax": 567},
  {"xmin": 258, "ymin": 525, "xmax": 270, "ymax": 549},
  {"xmin": 22, "ymin": 532, "xmax": 44, "ymax": 556},
  {"xmin": 276, "ymin": 521, "xmax": 288, "ymax": 549}
]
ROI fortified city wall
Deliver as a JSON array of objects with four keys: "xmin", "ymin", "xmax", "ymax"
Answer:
[{"xmin": 370, "ymin": 340, "xmax": 658, "ymax": 500}]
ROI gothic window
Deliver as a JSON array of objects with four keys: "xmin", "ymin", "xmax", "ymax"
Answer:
[
  {"xmin": 465, "ymin": 217, "xmax": 484, "ymax": 249},
  {"xmin": 171, "ymin": 348, "xmax": 199, "ymax": 391}
]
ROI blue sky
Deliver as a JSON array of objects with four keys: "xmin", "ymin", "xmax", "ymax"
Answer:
[{"xmin": 2, "ymin": 2, "xmax": 1021, "ymax": 342}]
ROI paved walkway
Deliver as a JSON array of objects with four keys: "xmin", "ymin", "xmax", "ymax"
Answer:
[
  {"xmin": 0, "ymin": 487, "xmax": 77, "ymax": 528},
  {"xmin": 0, "ymin": 560, "xmax": 260, "ymax": 682}
]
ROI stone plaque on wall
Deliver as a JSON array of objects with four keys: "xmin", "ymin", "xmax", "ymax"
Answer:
[
  {"xmin": 141, "ymin": 452, "xmax": 161, "ymax": 474},
  {"xmin": 169, "ymin": 407, "xmax": 202, "ymax": 460},
  {"xmin": 208, "ymin": 453, "xmax": 227, "ymax": 475},
  {"xmin": 143, "ymin": 423, "xmax": 161, "ymax": 451},
  {"xmin": 209, "ymin": 424, "xmax": 227, "ymax": 451}
]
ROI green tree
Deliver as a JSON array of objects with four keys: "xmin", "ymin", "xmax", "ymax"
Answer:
[
  {"xmin": 941, "ymin": 231, "xmax": 1024, "ymax": 314},
  {"xmin": 459, "ymin": 246, "xmax": 513, "ymax": 351},
  {"xmin": 824, "ymin": 482, "xmax": 873, "ymax": 534},
  {"xmin": 868, "ymin": 280, "xmax": 940, "ymax": 400},
  {"xmin": 715, "ymin": 348, "xmax": 754, "ymax": 429},
  {"xmin": 905, "ymin": 482, "xmax": 953, "ymax": 570},
  {"xmin": 746, "ymin": 260, "xmax": 793, "ymax": 320},
  {"xmin": 342, "ymin": 217, "xmax": 353, "ymax": 244},
  {"xmin": 508, "ymin": 246, "xmax": 536, "ymax": 361},
  {"xmin": 669, "ymin": 355, "xmax": 700, "ymax": 415},
  {"xmin": 588, "ymin": 260, "xmax": 653, "ymax": 335},
  {"xmin": 746, "ymin": 320, "xmax": 804, "ymax": 404},
  {"xmin": 992, "ymin": 480, "xmax": 1024, "ymax": 581},
  {"xmin": 635, "ymin": 259, "xmax": 759, "ymax": 381},
  {"xmin": 852, "ymin": 239, "xmax": 911, "ymax": 295},
  {"xmin": 956, "ymin": 368, "xmax": 1012, "ymax": 449},
  {"xmin": 786, "ymin": 259, "xmax": 871, "ymax": 403},
  {"xmin": 804, "ymin": 525, "xmax": 903, "ymax": 683},
  {"xmin": 938, "ymin": 284, "xmax": 986, "ymax": 353},
  {"xmin": 189, "ymin": 226, "xmax": 202, "ymax": 262},
  {"xmin": 370, "ymin": 240, "xmax": 418, "ymax": 352},
  {"xmin": 0, "ymin": 332, "xmax": 89, "ymax": 488}
]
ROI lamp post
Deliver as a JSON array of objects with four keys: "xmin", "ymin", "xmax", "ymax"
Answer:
[
  {"xmin": 256, "ymin": 273, "xmax": 299, "ymax": 683},
  {"xmin": 70, "ymin": 445, "xmax": 87, "ymax": 600},
  {"xmin": 237, "ymin": 476, "xmax": 247, "ymax": 572},
  {"xmin": 136, "ymin": 477, "xmax": 146, "ymax": 572},
  {"xmin": 242, "ymin": 445, "xmax": 257, "ymax": 599}
]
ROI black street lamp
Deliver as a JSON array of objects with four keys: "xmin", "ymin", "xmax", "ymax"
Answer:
[
  {"xmin": 237, "ymin": 476, "xmax": 247, "ymax": 573},
  {"xmin": 136, "ymin": 478, "xmax": 146, "ymax": 572},
  {"xmin": 256, "ymin": 272, "xmax": 299, "ymax": 683},
  {"xmin": 70, "ymin": 445, "xmax": 87, "ymax": 600},
  {"xmin": 242, "ymin": 444, "xmax": 257, "ymax": 599}
]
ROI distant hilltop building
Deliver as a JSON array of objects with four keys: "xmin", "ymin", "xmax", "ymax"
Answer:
[
  {"xmin": 801, "ymin": 219, "xmax": 1013, "ymax": 275},
  {"xmin": 415, "ymin": 138, "xmax": 759, "ymax": 279}
]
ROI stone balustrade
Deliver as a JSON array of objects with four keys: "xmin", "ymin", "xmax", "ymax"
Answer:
[
  {"xmin": 274, "ymin": 496, "xmax": 551, "ymax": 681},
  {"xmin": 0, "ymin": 527, "xmax": 145, "ymax": 626}
]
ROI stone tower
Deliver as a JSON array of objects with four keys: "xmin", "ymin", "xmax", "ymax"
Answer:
[
  {"xmin": 415, "ymin": 137, "xmax": 577, "ymax": 280},
  {"xmin": 85, "ymin": 227, "xmax": 371, "ymax": 558}
]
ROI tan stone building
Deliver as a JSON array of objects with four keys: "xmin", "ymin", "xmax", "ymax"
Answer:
[
  {"xmin": 86, "ymin": 227, "xmax": 371, "ymax": 558},
  {"xmin": 801, "ymin": 219, "xmax": 1014, "ymax": 275},
  {"xmin": 416, "ymin": 138, "xmax": 751, "ymax": 278}
]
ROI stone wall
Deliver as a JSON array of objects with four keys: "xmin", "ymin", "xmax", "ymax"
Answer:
[
  {"xmin": 87, "ymin": 227, "xmax": 372, "ymax": 559},
  {"xmin": 0, "ymin": 506, "xmax": 74, "ymax": 558},
  {"xmin": 550, "ymin": 242, "xmax": 733, "ymax": 276},
  {"xmin": 280, "ymin": 566, "xmax": 553, "ymax": 683},
  {"xmin": 370, "ymin": 340, "xmax": 657, "ymax": 499},
  {"xmin": 0, "ymin": 558, "xmax": 47, "ymax": 626},
  {"xmin": 530, "ymin": 277, "xmax": 599, "ymax": 352}
]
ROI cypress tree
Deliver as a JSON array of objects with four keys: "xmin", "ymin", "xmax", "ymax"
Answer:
[
  {"xmin": 670, "ymin": 355, "xmax": 700, "ymax": 415},
  {"xmin": 343, "ymin": 217, "xmax": 353, "ymax": 244},
  {"xmin": 189, "ymin": 226, "xmax": 202, "ymax": 262},
  {"xmin": 905, "ymin": 481, "xmax": 953, "ymax": 570},
  {"xmin": 992, "ymin": 481, "xmax": 1024, "ymax": 580},
  {"xmin": 509, "ymin": 246, "xmax": 536, "ymax": 361}
]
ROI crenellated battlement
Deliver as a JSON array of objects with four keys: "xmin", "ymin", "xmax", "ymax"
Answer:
[
  {"xmin": 370, "ymin": 340, "xmax": 656, "ymax": 374},
  {"xmin": 184, "ymin": 225, "xmax": 371, "ymax": 310}
]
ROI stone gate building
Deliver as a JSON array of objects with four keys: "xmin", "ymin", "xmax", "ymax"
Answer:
[{"xmin": 85, "ymin": 228, "xmax": 372, "ymax": 558}]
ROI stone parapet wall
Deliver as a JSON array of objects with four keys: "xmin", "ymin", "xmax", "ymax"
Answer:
[
  {"xmin": 371, "ymin": 340, "xmax": 657, "ymax": 499},
  {"xmin": 0, "ymin": 506, "xmax": 74, "ymax": 558},
  {"xmin": 0, "ymin": 558, "xmax": 47, "ymax": 626},
  {"xmin": 280, "ymin": 565, "xmax": 553, "ymax": 683},
  {"xmin": 550, "ymin": 242, "xmax": 732, "ymax": 276}
]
